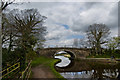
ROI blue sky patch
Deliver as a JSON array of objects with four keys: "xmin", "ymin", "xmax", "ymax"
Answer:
[
  {"xmin": 62, "ymin": 24, "xmax": 69, "ymax": 29},
  {"xmin": 56, "ymin": 23, "xmax": 69, "ymax": 29}
]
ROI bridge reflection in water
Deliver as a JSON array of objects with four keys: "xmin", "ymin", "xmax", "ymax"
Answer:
[
  {"xmin": 54, "ymin": 51, "xmax": 72, "ymax": 67},
  {"xmin": 55, "ymin": 56, "xmax": 71, "ymax": 67},
  {"xmin": 54, "ymin": 53, "xmax": 120, "ymax": 79}
]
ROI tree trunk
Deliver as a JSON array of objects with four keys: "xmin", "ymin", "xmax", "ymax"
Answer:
[
  {"xmin": 96, "ymin": 41, "xmax": 102, "ymax": 55},
  {"xmin": 0, "ymin": 1, "xmax": 2, "ymax": 79},
  {"xmin": 8, "ymin": 32, "xmax": 12, "ymax": 54}
]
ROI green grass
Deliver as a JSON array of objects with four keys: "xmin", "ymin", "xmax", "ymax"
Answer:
[
  {"xmin": 31, "ymin": 56, "xmax": 66, "ymax": 80},
  {"xmin": 87, "ymin": 54, "xmax": 111, "ymax": 58},
  {"xmin": 87, "ymin": 53, "xmax": 120, "ymax": 58}
]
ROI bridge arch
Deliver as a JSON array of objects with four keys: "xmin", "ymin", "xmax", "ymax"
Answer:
[
  {"xmin": 54, "ymin": 50, "xmax": 76, "ymax": 59},
  {"xmin": 64, "ymin": 50, "xmax": 76, "ymax": 59},
  {"xmin": 38, "ymin": 48, "xmax": 90, "ymax": 59}
]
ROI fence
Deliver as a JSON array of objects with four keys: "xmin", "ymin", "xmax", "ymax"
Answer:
[
  {"xmin": 0, "ymin": 60, "xmax": 32, "ymax": 79},
  {"xmin": 20, "ymin": 60, "xmax": 32, "ymax": 79},
  {"xmin": 0, "ymin": 62, "xmax": 20, "ymax": 78}
]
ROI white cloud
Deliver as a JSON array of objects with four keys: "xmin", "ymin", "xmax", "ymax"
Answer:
[{"xmin": 8, "ymin": 2, "xmax": 118, "ymax": 47}]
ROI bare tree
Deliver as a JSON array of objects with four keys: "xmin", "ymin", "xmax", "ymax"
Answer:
[
  {"xmin": 2, "ymin": 8, "xmax": 47, "ymax": 69},
  {"xmin": 0, "ymin": 0, "xmax": 16, "ymax": 73},
  {"xmin": 3, "ymin": 9, "xmax": 47, "ymax": 51},
  {"xmin": 1, "ymin": 0, "xmax": 15, "ymax": 11},
  {"xmin": 86, "ymin": 23, "xmax": 110, "ymax": 55},
  {"xmin": 1, "ymin": 0, "xmax": 16, "ymax": 45}
]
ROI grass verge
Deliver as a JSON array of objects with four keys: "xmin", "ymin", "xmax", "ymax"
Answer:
[
  {"xmin": 31, "ymin": 56, "xmax": 66, "ymax": 80},
  {"xmin": 87, "ymin": 53, "xmax": 120, "ymax": 58}
]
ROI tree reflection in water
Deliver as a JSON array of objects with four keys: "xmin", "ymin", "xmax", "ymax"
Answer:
[{"xmin": 55, "ymin": 59, "xmax": 120, "ymax": 79}]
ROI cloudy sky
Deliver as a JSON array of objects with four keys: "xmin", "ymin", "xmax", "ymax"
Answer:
[{"xmin": 9, "ymin": 1, "xmax": 118, "ymax": 47}]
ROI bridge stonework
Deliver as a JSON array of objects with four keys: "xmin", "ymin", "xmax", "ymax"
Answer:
[{"xmin": 38, "ymin": 48, "xmax": 90, "ymax": 59}]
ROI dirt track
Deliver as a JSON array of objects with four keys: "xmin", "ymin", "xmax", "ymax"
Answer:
[{"xmin": 31, "ymin": 65, "xmax": 56, "ymax": 78}]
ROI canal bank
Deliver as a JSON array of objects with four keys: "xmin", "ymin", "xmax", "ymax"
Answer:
[
  {"xmin": 31, "ymin": 56, "xmax": 66, "ymax": 79},
  {"xmin": 84, "ymin": 58, "xmax": 120, "ymax": 64}
]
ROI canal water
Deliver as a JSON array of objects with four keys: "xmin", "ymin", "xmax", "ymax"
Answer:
[
  {"xmin": 60, "ymin": 69, "xmax": 119, "ymax": 79},
  {"xmin": 54, "ymin": 56, "xmax": 71, "ymax": 67},
  {"xmin": 54, "ymin": 51, "xmax": 120, "ymax": 79}
]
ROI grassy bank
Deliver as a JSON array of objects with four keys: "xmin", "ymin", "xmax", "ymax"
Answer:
[
  {"xmin": 31, "ymin": 56, "xmax": 66, "ymax": 79},
  {"xmin": 87, "ymin": 53, "xmax": 120, "ymax": 58}
]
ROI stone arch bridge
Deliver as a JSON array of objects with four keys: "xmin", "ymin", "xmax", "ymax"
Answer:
[{"xmin": 38, "ymin": 48, "xmax": 90, "ymax": 59}]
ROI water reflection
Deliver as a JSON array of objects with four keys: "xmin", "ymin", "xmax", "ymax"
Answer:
[
  {"xmin": 60, "ymin": 69, "xmax": 119, "ymax": 79},
  {"xmin": 54, "ymin": 56, "xmax": 71, "ymax": 67},
  {"xmin": 55, "ymin": 58, "xmax": 120, "ymax": 79},
  {"xmin": 54, "ymin": 51, "xmax": 72, "ymax": 67},
  {"xmin": 54, "ymin": 51, "xmax": 120, "ymax": 79}
]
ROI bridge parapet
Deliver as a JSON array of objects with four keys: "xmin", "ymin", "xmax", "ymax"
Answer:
[{"xmin": 38, "ymin": 48, "xmax": 90, "ymax": 59}]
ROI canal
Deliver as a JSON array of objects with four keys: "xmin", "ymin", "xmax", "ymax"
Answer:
[{"xmin": 54, "ymin": 51, "xmax": 120, "ymax": 79}]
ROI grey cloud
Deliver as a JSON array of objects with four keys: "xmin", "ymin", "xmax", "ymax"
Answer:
[{"xmin": 9, "ymin": 2, "xmax": 119, "ymax": 46}]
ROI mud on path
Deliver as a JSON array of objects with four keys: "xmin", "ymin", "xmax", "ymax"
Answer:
[{"xmin": 31, "ymin": 65, "xmax": 56, "ymax": 78}]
